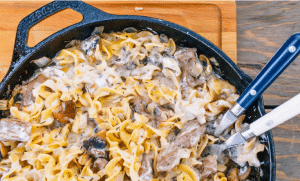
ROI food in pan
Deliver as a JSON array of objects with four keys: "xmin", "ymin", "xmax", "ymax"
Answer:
[{"xmin": 0, "ymin": 27, "xmax": 265, "ymax": 181}]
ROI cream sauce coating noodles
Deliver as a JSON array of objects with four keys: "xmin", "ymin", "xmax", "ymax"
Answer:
[{"xmin": 0, "ymin": 27, "xmax": 265, "ymax": 181}]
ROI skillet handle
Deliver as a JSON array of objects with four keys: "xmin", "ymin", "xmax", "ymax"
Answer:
[
  {"xmin": 11, "ymin": 0, "xmax": 111, "ymax": 66},
  {"xmin": 232, "ymin": 33, "xmax": 300, "ymax": 117}
]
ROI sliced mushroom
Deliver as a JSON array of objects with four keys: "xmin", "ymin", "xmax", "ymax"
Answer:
[
  {"xmin": 52, "ymin": 101, "xmax": 76, "ymax": 124},
  {"xmin": 83, "ymin": 136, "xmax": 107, "ymax": 158},
  {"xmin": 80, "ymin": 35, "xmax": 100, "ymax": 56},
  {"xmin": 0, "ymin": 118, "xmax": 32, "ymax": 142},
  {"xmin": 91, "ymin": 26, "xmax": 104, "ymax": 36},
  {"xmin": 238, "ymin": 165, "xmax": 251, "ymax": 180}
]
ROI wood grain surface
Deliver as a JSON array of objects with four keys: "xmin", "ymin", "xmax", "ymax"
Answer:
[
  {"xmin": 236, "ymin": 1, "xmax": 300, "ymax": 181},
  {"xmin": 0, "ymin": 0, "xmax": 237, "ymax": 82}
]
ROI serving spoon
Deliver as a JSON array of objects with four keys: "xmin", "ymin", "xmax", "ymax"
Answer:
[{"xmin": 202, "ymin": 93, "xmax": 300, "ymax": 160}]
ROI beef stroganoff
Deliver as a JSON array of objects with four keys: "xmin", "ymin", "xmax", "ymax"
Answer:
[{"xmin": 0, "ymin": 27, "xmax": 264, "ymax": 181}]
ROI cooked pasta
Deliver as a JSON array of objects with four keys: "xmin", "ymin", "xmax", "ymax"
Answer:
[{"xmin": 0, "ymin": 27, "xmax": 265, "ymax": 181}]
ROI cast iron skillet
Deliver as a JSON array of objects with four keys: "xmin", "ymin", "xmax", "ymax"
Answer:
[{"xmin": 0, "ymin": 1, "xmax": 275, "ymax": 180}]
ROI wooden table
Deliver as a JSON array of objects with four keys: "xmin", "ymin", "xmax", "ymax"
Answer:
[
  {"xmin": 237, "ymin": 1, "xmax": 300, "ymax": 181},
  {"xmin": 0, "ymin": 1, "xmax": 300, "ymax": 181}
]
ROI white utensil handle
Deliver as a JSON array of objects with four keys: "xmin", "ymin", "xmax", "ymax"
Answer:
[{"xmin": 250, "ymin": 93, "xmax": 300, "ymax": 136}]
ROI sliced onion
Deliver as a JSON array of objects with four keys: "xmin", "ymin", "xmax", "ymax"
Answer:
[{"xmin": 32, "ymin": 56, "xmax": 52, "ymax": 67}]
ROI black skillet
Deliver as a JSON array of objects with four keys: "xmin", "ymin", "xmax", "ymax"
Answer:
[{"xmin": 0, "ymin": 1, "xmax": 275, "ymax": 180}]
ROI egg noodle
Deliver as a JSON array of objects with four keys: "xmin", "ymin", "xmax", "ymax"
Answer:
[{"xmin": 0, "ymin": 27, "xmax": 264, "ymax": 181}]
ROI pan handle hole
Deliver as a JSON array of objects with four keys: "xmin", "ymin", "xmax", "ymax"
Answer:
[{"xmin": 27, "ymin": 8, "xmax": 83, "ymax": 47}]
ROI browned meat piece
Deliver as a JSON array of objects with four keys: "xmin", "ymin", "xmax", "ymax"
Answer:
[
  {"xmin": 21, "ymin": 74, "xmax": 47, "ymax": 107},
  {"xmin": 0, "ymin": 118, "xmax": 32, "ymax": 142},
  {"xmin": 156, "ymin": 146, "xmax": 179, "ymax": 172},
  {"xmin": 130, "ymin": 97, "xmax": 151, "ymax": 120},
  {"xmin": 173, "ymin": 121, "xmax": 205, "ymax": 148},
  {"xmin": 139, "ymin": 151, "xmax": 155, "ymax": 180},
  {"xmin": 194, "ymin": 155, "xmax": 218, "ymax": 180},
  {"xmin": 238, "ymin": 165, "xmax": 251, "ymax": 180},
  {"xmin": 156, "ymin": 120, "xmax": 205, "ymax": 172},
  {"xmin": 174, "ymin": 48, "xmax": 198, "ymax": 77},
  {"xmin": 83, "ymin": 136, "xmax": 107, "ymax": 158},
  {"xmin": 92, "ymin": 158, "xmax": 108, "ymax": 173},
  {"xmin": 52, "ymin": 101, "xmax": 76, "ymax": 124}
]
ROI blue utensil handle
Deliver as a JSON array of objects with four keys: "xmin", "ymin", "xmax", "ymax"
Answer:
[{"xmin": 237, "ymin": 33, "xmax": 300, "ymax": 110}]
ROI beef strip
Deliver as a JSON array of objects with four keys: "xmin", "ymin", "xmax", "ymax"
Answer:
[
  {"xmin": 92, "ymin": 158, "xmax": 108, "ymax": 173},
  {"xmin": 154, "ymin": 106, "xmax": 173, "ymax": 123},
  {"xmin": 139, "ymin": 151, "xmax": 155, "ymax": 180},
  {"xmin": 83, "ymin": 136, "xmax": 107, "ymax": 158},
  {"xmin": 21, "ymin": 74, "xmax": 47, "ymax": 107},
  {"xmin": 174, "ymin": 48, "xmax": 205, "ymax": 88},
  {"xmin": 194, "ymin": 155, "xmax": 218, "ymax": 180},
  {"xmin": 52, "ymin": 101, "xmax": 76, "ymax": 124},
  {"xmin": 156, "ymin": 120, "xmax": 205, "ymax": 172},
  {"xmin": 173, "ymin": 121, "xmax": 205, "ymax": 148},
  {"xmin": 129, "ymin": 97, "xmax": 151, "ymax": 120},
  {"xmin": 0, "ymin": 118, "xmax": 32, "ymax": 142},
  {"xmin": 174, "ymin": 48, "xmax": 198, "ymax": 77}
]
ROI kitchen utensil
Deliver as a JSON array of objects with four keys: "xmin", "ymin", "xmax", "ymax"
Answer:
[
  {"xmin": 205, "ymin": 93, "xmax": 300, "ymax": 161},
  {"xmin": 215, "ymin": 34, "xmax": 300, "ymax": 136}
]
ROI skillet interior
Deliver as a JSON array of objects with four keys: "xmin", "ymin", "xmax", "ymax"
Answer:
[{"xmin": 0, "ymin": 11, "xmax": 275, "ymax": 181}]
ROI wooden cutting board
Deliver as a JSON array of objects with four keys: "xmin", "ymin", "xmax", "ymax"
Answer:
[{"xmin": 0, "ymin": 0, "xmax": 237, "ymax": 82}]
